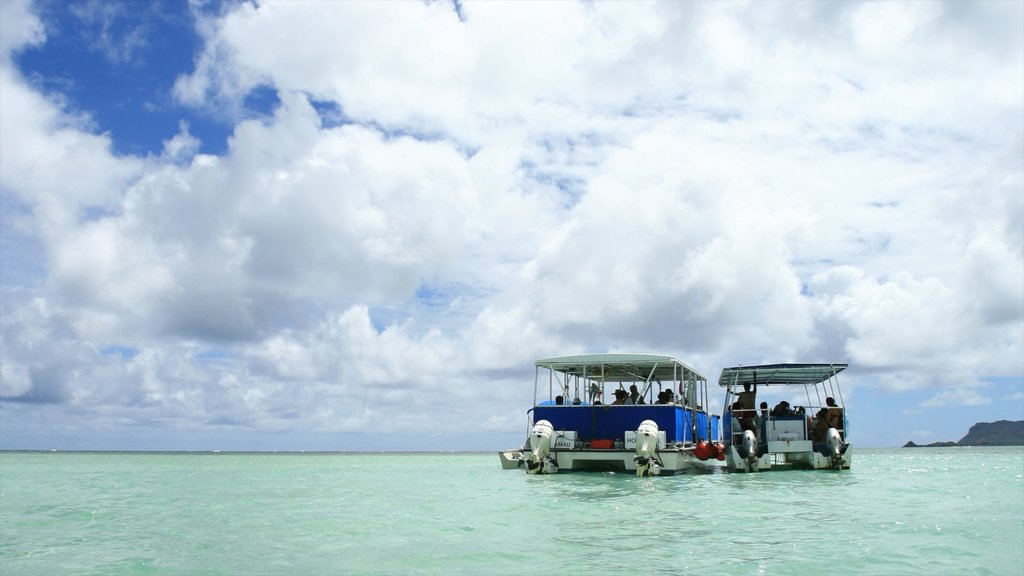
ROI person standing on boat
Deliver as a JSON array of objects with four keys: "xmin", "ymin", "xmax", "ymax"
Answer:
[
  {"xmin": 627, "ymin": 384, "xmax": 644, "ymax": 405},
  {"xmin": 737, "ymin": 382, "xmax": 757, "ymax": 410},
  {"xmin": 735, "ymin": 380, "xmax": 757, "ymax": 432}
]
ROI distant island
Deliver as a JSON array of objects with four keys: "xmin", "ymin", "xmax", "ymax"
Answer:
[{"xmin": 904, "ymin": 420, "xmax": 1024, "ymax": 447}]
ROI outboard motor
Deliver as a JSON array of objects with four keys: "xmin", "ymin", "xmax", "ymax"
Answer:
[
  {"xmin": 524, "ymin": 420, "xmax": 555, "ymax": 475},
  {"xmin": 740, "ymin": 429, "xmax": 759, "ymax": 472},
  {"xmin": 825, "ymin": 428, "xmax": 844, "ymax": 469},
  {"xmin": 634, "ymin": 420, "xmax": 661, "ymax": 477}
]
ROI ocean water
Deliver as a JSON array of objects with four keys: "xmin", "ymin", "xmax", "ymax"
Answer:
[{"xmin": 1, "ymin": 448, "xmax": 1021, "ymax": 575}]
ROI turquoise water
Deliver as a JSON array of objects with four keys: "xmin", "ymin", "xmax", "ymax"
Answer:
[{"xmin": 1, "ymin": 448, "xmax": 1021, "ymax": 575}]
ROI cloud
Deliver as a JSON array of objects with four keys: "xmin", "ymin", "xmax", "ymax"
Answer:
[
  {"xmin": 920, "ymin": 387, "xmax": 992, "ymax": 409},
  {"xmin": 0, "ymin": 1, "xmax": 45, "ymax": 60},
  {"xmin": 66, "ymin": 0, "xmax": 150, "ymax": 65},
  {"xmin": 810, "ymin": 263, "xmax": 1022, "ymax": 389},
  {"xmin": 1, "ymin": 0, "xmax": 1021, "ymax": 447}
]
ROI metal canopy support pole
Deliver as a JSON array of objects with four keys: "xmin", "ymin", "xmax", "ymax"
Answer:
[
  {"xmin": 693, "ymin": 369, "xmax": 700, "ymax": 437},
  {"xmin": 642, "ymin": 362, "xmax": 658, "ymax": 398},
  {"xmin": 534, "ymin": 365, "xmax": 539, "ymax": 408},
  {"xmin": 584, "ymin": 363, "xmax": 593, "ymax": 404},
  {"xmin": 673, "ymin": 362, "xmax": 678, "ymax": 403},
  {"xmin": 831, "ymin": 365, "xmax": 846, "ymax": 408},
  {"xmin": 725, "ymin": 370, "xmax": 739, "ymax": 441},
  {"xmin": 703, "ymin": 375, "xmax": 711, "ymax": 441},
  {"xmin": 548, "ymin": 366, "xmax": 552, "ymax": 403}
]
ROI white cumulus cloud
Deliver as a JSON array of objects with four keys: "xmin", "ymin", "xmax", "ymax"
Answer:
[{"xmin": 1, "ymin": 0, "xmax": 1021, "ymax": 449}]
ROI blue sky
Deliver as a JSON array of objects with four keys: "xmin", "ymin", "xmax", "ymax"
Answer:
[{"xmin": 1, "ymin": 0, "xmax": 1022, "ymax": 451}]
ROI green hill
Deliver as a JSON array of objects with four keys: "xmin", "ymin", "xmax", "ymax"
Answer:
[
  {"xmin": 903, "ymin": 420, "xmax": 1024, "ymax": 447},
  {"xmin": 958, "ymin": 420, "xmax": 1024, "ymax": 446}
]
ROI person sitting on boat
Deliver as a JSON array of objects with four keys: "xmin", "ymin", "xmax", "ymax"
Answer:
[
  {"xmin": 655, "ymin": 389, "xmax": 674, "ymax": 404},
  {"xmin": 611, "ymin": 389, "xmax": 628, "ymax": 405},
  {"xmin": 572, "ymin": 396, "xmax": 582, "ymax": 405},
  {"xmin": 771, "ymin": 401, "xmax": 796, "ymax": 417},
  {"xmin": 812, "ymin": 397, "xmax": 844, "ymax": 441},
  {"xmin": 555, "ymin": 395, "xmax": 564, "ymax": 405}
]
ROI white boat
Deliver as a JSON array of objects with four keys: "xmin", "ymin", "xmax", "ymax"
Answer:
[
  {"xmin": 719, "ymin": 363, "xmax": 852, "ymax": 473},
  {"xmin": 498, "ymin": 353, "xmax": 725, "ymax": 476}
]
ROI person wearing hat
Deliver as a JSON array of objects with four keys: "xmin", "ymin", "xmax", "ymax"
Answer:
[{"xmin": 611, "ymin": 389, "xmax": 628, "ymax": 405}]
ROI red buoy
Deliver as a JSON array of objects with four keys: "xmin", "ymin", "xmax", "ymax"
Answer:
[
  {"xmin": 694, "ymin": 441, "xmax": 711, "ymax": 461},
  {"xmin": 714, "ymin": 442, "xmax": 726, "ymax": 460}
]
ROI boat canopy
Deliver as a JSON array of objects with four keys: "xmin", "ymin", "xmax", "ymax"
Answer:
[
  {"xmin": 717, "ymin": 363, "xmax": 847, "ymax": 388},
  {"xmin": 536, "ymin": 353, "xmax": 706, "ymax": 383}
]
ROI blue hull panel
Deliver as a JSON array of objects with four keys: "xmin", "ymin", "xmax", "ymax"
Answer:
[{"xmin": 532, "ymin": 405, "xmax": 717, "ymax": 443}]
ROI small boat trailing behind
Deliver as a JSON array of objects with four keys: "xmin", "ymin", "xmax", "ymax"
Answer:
[
  {"xmin": 499, "ymin": 353, "xmax": 724, "ymax": 475},
  {"xmin": 720, "ymin": 363, "xmax": 851, "ymax": 473}
]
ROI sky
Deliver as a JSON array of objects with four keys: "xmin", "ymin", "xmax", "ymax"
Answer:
[{"xmin": 0, "ymin": 0, "xmax": 1022, "ymax": 451}]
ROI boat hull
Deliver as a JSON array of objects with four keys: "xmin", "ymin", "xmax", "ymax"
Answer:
[
  {"xmin": 498, "ymin": 449, "xmax": 524, "ymax": 470},
  {"xmin": 499, "ymin": 447, "xmax": 722, "ymax": 474},
  {"xmin": 724, "ymin": 443, "xmax": 853, "ymax": 473}
]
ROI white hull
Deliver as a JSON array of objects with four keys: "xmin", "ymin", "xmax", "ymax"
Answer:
[
  {"xmin": 498, "ymin": 449, "xmax": 523, "ymax": 469},
  {"xmin": 499, "ymin": 447, "xmax": 722, "ymax": 475},
  {"xmin": 724, "ymin": 443, "xmax": 853, "ymax": 473}
]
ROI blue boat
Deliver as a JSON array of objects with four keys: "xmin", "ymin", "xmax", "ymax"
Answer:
[
  {"xmin": 719, "ymin": 363, "xmax": 852, "ymax": 472},
  {"xmin": 498, "ymin": 353, "xmax": 724, "ymax": 475}
]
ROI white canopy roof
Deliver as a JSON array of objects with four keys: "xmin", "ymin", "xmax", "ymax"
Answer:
[
  {"xmin": 717, "ymin": 363, "xmax": 848, "ymax": 388},
  {"xmin": 536, "ymin": 353, "xmax": 706, "ymax": 383}
]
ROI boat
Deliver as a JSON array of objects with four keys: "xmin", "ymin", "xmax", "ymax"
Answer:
[
  {"xmin": 498, "ymin": 353, "xmax": 724, "ymax": 476},
  {"xmin": 719, "ymin": 363, "xmax": 852, "ymax": 472}
]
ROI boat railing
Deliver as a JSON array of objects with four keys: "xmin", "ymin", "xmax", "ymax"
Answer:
[{"xmin": 727, "ymin": 404, "xmax": 846, "ymax": 434}]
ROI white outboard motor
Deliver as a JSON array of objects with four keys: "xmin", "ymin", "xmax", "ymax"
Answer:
[
  {"xmin": 741, "ymin": 429, "xmax": 759, "ymax": 472},
  {"xmin": 635, "ymin": 420, "xmax": 661, "ymax": 477},
  {"xmin": 825, "ymin": 428, "xmax": 844, "ymax": 469},
  {"xmin": 525, "ymin": 420, "xmax": 555, "ymax": 475}
]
